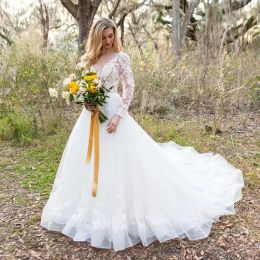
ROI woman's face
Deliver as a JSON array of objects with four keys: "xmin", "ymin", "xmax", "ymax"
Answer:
[{"xmin": 101, "ymin": 27, "xmax": 114, "ymax": 50}]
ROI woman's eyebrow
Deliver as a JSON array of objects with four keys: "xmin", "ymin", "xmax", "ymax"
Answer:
[{"xmin": 102, "ymin": 33, "xmax": 113, "ymax": 38}]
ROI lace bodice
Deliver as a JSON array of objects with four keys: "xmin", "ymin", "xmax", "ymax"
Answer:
[{"xmin": 90, "ymin": 51, "xmax": 135, "ymax": 118}]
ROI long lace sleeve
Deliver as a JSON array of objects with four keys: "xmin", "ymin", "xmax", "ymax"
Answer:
[{"xmin": 115, "ymin": 52, "xmax": 135, "ymax": 118}]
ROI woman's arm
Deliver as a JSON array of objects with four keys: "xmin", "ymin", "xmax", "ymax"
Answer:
[
  {"xmin": 115, "ymin": 52, "xmax": 135, "ymax": 118},
  {"xmin": 106, "ymin": 52, "xmax": 135, "ymax": 134}
]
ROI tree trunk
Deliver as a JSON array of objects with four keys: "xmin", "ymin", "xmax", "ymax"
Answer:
[
  {"xmin": 224, "ymin": 15, "xmax": 257, "ymax": 44},
  {"xmin": 180, "ymin": 0, "xmax": 200, "ymax": 47},
  {"xmin": 78, "ymin": 0, "xmax": 92, "ymax": 54},
  {"xmin": 172, "ymin": 0, "xmax": 180, "ymax": 60},
  {"xmin": 38, "ymin": 0, "xmax": 49, "ymax": 48},
  {"xmin": 60, "ymin": 0, "xmax": 102, "ymax": 55}
]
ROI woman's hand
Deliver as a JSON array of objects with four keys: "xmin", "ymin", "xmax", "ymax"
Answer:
[
  {"xmin": 106, "ymin": 115, "xmax": 121, "ymax": 134},
  {"xmin": 84, "ymin": 102, "xmax": 97, "ymax": 112}
]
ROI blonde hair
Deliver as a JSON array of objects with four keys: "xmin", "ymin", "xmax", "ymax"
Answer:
[{"xmin": 80, "ymin": 17, "xmax": 123, "ymax": 69}]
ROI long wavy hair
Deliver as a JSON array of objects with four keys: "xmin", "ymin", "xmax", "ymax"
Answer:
[{"xmin": 80, "ymin": 17, "xmax": 123, "ymax": 69}]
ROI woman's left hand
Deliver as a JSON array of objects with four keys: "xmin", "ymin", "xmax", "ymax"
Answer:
[{"xmin": 106, "ymin": 115, "xmax": 121, "ymax": 134}]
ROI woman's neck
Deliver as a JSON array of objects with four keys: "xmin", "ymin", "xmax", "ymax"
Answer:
[{"xmin": 101, "ymin": 48, "xmax": 115, "ymax": 55}]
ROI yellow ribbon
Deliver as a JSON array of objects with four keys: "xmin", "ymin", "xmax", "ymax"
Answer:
[{"xmin": 86, "ymin": 107, "xmax": 100, "ymax": 197}]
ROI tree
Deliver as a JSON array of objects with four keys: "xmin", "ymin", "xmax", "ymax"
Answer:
[
  {"xmin": 106, "ymin": 0, "xmax": 148, "ymax": 46},
  {"xmin": 172, "ymin": 0, "xmax": 180, "ymax": 60},
  {"xmin": 156, "ymin": 0, "xmax": 257, "ymax": 48},
  {"xmin": 60, "ymin": 0, "xmax": 102, "ymax": 54},
  {"xmin": 225, "ymin": 14, "xmax": 257, "ymax": 44},
  {"xmin": 180, "ymin": 0, "xmax": 200, "ymax": 47},
  {"xmin": 0, "ymin": 5, "xmax": 14, "ymax": 46},
  {"xmin": 37, "ymin": 0, "xmax": 49, "ymax": 48}
]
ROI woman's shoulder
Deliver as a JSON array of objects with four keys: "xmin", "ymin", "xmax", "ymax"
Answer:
[{"xmin": 117, "ymin": 50, "xmax": 131, "ymax": 63}]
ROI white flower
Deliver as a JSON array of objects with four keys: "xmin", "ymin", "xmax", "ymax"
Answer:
[
  {"xmin": 76, "ymin": 94, "xmax": 84, "ymax": 103},
  {"xmin": 62, "ymin": 91, "xmax": 70, "ymax": 105},
  {"xmin": 63, "ymin": 77, "xmax": 71, "ymax": 87},
  {"xmin": 97, "ymin": 81, "xmax": 102, "ymax": 89},
  {"xmin": 69, "ymin": 73, "xmax": 76, "ymax": 80},
  {"xmin": 79, "ymin": 86, "xmax": 86, "ymax": 94},
  {"xmin": 80, "ymin": 79, "xmax": 86, "ymax": 86},
  {"xmin": 76, "ymin": 62, "xmax": 86, "ymax": 70},
  {"xmin": 48, "ymin": 88, "xmax": 58, "ymax": 98}
]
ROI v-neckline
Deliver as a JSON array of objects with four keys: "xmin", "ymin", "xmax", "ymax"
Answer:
[{"xmin": 91, "ymin": 51, "xmax": 120, "ymax": 74}]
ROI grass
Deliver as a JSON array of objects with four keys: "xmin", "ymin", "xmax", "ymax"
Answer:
[
  {"xmin": 14, "ymin": 195, "xmax": 30, "ymax": 206},
  {"xmin": 11, "ymin": 128, "xmax": 70, "ymax": 198},
  {"xmin": 26, "ymin": 214, "xmax": 41, "ymax": 225},
  {"xmin": 0, "ymin": 112, "xmax": 259, "ymax": 201},
  {"xmin": 0, "ymin": 194, "xmax": 12, "ymax": 202},
  {"xmin": 0, "ymin": 112, "xmax": 259, "ymax": 247}
]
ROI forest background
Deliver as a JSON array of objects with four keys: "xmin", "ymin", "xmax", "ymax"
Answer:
[{"xmin": 0, "ymin": 0, "xmax": 259, "ymax": 259}]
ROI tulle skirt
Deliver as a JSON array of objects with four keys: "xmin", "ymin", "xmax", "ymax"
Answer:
[{"xmin": 40, "ymin": 92, "xmax": 244, "ymax": 251}]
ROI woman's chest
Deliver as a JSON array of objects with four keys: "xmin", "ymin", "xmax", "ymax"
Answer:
[{"xmin": 91, "ymin": 60, "xmax": 120, "ymax": 83}]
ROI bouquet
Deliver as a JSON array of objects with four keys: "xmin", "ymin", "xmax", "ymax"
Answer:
[{"xmin": 61, "ymin": 64, "xmax": 113, "ymax": 123}]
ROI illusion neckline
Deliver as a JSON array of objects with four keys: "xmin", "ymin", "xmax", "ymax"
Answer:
[{"xmin": 91, "ymin": 51, "xmax": 122, "ymax": 74}]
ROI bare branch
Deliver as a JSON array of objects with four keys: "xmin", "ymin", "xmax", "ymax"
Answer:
[
  {"xmin": 60, "ymin": 0, "xmax": 78, "ymax": 19},
  {"xmin": 116, "ymin": 12, "xmax": 128, "ymax": 27},
  {"xmin": 116, "ymin": 0, "xmax": 148, "ymax": 27},
  {"xmin": 180, "ymin": 0, "xmax": 200, "ymax": 46},
  {"xmin": 0, "ymin": 29, "xmax": 13, "ymax": 45},
  {"xmin": 108, "ymin": 0, "xmax": 122, "ymax": 19},
  {"xmin": 50, "ymin": 23, "xmax": 77, "ymax": 30},
  {"xmin": 128, "ymin": 22, "xmax": 144, "ymax": 55},
  {"xmin": 225, "ymin": 15, "xmax": 257, "ymax": 44},
  {"xmin": 222, "ymin": 0, "xmax": 254, "ymax": 14},
  {"xmin": 2, "ymin": 9, "xmax": 18, "ymax": 32},
  {"xmin": 154, "ymin": 0, "xmax": 254, "ymax": 15}
]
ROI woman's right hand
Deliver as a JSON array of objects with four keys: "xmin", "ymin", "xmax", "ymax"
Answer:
[{"xmin": 84, "ymin": 102, "xmax": 97, "ymax": 112}]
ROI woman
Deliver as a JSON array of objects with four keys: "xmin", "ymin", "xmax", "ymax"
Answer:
[{"xmin": 40, "ymin": 17, "xmax": 244, "ymax": 251}]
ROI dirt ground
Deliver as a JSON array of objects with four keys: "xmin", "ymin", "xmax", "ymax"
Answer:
[{"xmin": 0, "ymin": 113, "xmax": 259, "ymax": 260}]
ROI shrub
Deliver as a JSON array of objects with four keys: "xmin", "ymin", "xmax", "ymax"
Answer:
[{"xmin": 0, "ymin": 111, "xmax": 37, "ymax": 145}]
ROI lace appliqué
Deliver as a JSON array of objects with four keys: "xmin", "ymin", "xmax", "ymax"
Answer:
[
  {"xmin": 87, "ymin": 51, "xmax": 135, "ymax": 117},
  {"xmin": 115, "ymin": 52, "xmax": 135, "ymax": 118}
]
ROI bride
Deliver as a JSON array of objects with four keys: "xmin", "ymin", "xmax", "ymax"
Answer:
[{"xmin": 40, "ymin": 17, "xmax": 244, "ymax": 251}]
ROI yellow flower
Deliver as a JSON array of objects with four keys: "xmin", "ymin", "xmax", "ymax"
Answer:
[
  {"xmin": 87, "ymin": 82, "xmax": 97, "ymax": 93},
  {"xmin": 84, "ymin": 73, "xmax": 97, "ymax": 81},
  {"xmin": 67, "ymin": 81, "xmax": 80, "ymax": 94}
]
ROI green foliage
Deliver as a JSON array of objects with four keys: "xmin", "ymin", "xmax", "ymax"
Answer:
[
  {"xmin": 0, "ymin": 108, "xmax": 66, "ymax": 145},
  {"xmin": 0, "ymin": 34, "xmax": 77, "ymax": 144},
  {"xmin": 43, "ymin": 112, "xmax": 66, "ymax": 136},
  {"xmin": 123, "ymin": 44, "xmax": 260, "ymax": 119},
  {"xmin": 0, "ymin": 35, "xmax": 77, "ymax": 114},
  {"xmin": 246, "ymin": 75, "xmax": 260, "ymax": 110},
  {"xmin": 0, "ymin": 111, "xmax": 37, "ymax": 145},
  {"xmin": 0, "ymin": 31, "xmax": 259, "ymax": 151},
  {"xmin": 13, "ymin": 129, "xmax": 69, "ymax": 197}
]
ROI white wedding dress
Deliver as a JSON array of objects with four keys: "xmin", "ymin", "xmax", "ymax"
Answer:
[{"xmin": 40, "ymin": 51, "xmax": 244, "ymax": 251}]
